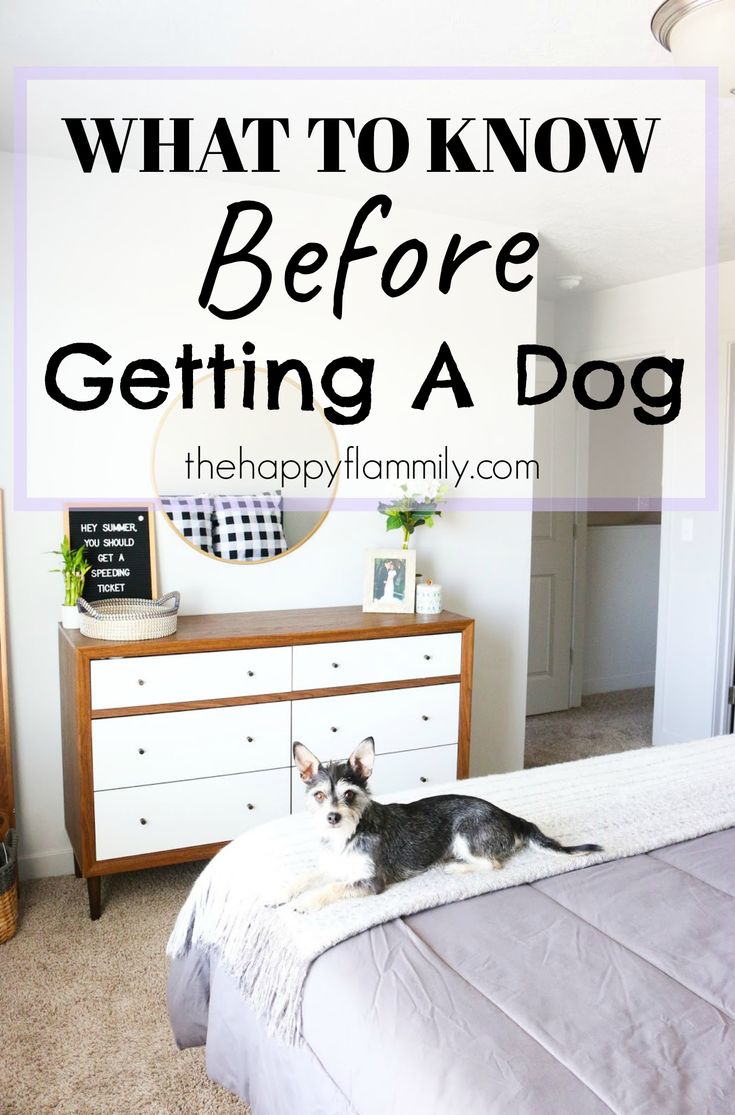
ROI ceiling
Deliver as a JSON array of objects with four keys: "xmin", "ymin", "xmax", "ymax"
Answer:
[{"xmin": 1, "ymin": 0, "xmax": 733, "ymax": 297}]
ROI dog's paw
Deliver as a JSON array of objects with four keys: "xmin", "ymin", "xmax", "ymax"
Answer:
[
  {"xmin": 261, "ymin": 884, "xmax": 296, "ymax": 908},
  {"xmin": 290, "ymin": 891, "xmax": 325, "ymax": 914}
]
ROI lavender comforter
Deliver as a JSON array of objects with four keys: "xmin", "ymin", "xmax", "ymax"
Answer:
[{"xmin": 168, "ymin": 828, "xmax": 735, "ymax": 1114}]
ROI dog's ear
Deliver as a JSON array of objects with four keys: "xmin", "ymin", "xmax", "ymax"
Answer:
[
  {"xmin": 293, "ymin": 742, "xmax": 321, "ymax": 782},
  {"xmin": 348, "ymin": 737, "xmax": 375, "ymax": 782}
]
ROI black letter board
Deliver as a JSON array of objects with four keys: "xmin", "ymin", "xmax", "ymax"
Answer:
[{"xmin": 64, "ymin": 506, "xmax": 159, "ymax": 602}]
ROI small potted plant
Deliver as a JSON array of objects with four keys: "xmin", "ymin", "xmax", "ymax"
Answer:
[
  {"xmin": 377, "ymin": 482, "xmax": 448, "ymax": 549},
  {"xmin": 50, "ymin": 536, "xmax": 92, "ymax": 629}
]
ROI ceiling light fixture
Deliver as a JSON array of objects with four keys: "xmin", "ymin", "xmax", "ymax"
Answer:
[
  {"xmin": 558, "ymin": 275, "xmax": 583, "ymax": 292},
  {"xmin": 652, "ymin": 0, "xmax": 735, "ymax": 95}
]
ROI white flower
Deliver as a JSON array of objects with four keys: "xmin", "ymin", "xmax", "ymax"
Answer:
[
  {"xmin": 408, "ymin": 481, "xmax": 431, "ymax": 502},
  {"xmin": 406, "ymin": 480, "xmax": 448, "ymax": 505},
  {"xmin": 381, "ymin": 479, "xmax": 448, "ymax": 511},
  {"xmin": 385, "ymin": 481, "xmax": 409, "ymax": 501}
]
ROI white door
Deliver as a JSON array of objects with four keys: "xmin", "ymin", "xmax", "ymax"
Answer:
[
  {"xmin": 526, "ymin": 345, "xmax": 581, "ymax": 716},
  {"xmin": 527, "ymin": 511, "xmax": 575, "ymax": 714}
]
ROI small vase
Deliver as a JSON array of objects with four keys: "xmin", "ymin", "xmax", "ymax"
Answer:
[{"xmin": 60, "ymin": 604, "xmax": 81, "ymax": 630}]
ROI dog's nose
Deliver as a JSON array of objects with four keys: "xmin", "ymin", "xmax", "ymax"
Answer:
[{"xmin": 326, "ymin": 812, "xmax": 341, "ymax": 826}]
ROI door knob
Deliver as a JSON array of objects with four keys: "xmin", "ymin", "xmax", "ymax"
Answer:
[
  {"xmin": 139, "ymin": 817, "xmax": 148, "ymax": 825},
  {"xmin": 419, "ymin": 776, "xmax": 427, "ymax": 783},
  {"xmin": 246, "ymin": 803, "xmax": 255, "ymax": 811}
]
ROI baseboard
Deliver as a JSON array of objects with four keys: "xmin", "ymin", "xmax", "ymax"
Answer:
[
  {"xmin": 18, "ymin": 847, "xmax": 74, "ymax": 881},
  {"xmin": 582, "ymin": 671, "xmax": 655, "ymax": 696}
]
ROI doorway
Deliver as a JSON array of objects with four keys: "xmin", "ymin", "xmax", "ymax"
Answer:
[{"xmin": 525, "ymin": 358, "xmax": 664, "ymax": 768}]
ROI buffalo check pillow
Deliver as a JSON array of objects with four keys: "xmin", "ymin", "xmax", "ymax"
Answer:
[
  {"xmin": 161, "ymin": 495, "xmax": 214, "ymax": 553},
  {"xmin": 212, "ymin": 493, "xmax": 287, "ymax": 561}
]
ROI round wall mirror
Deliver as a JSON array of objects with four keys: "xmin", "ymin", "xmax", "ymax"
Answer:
[{"xmin": 152, "ymin": 370, "xmax": 338, "ymax": 563}]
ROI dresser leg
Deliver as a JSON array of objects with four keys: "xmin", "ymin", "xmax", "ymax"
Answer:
[
  {"xmin": 87, "ymin": 876, "xmax": 102, "ymax": 920},
  {"xmin": 73, "ymin": 855, "xmax": 82, "ymax": 879}
]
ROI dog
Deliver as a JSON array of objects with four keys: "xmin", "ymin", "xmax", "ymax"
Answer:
[{"xmin": 267, "ymin": 737, "xmax": 602, "ymax": 913}]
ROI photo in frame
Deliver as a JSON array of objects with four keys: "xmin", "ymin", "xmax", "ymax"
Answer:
[{"xmin": 363, "ymin": 549, "xmax": 416, "ymax": 614}]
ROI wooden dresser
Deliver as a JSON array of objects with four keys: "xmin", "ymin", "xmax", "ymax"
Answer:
[{"xmin": 59, "ymin": 606, "xmax": 474, "ymax": 918}]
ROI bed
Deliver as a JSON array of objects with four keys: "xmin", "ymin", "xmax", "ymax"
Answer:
[{"xmin": 168, "ymin": 826, "xmax": 735, "ymax": 1114}]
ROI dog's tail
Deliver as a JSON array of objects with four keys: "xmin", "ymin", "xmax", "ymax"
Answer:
[{"xmin": 528, "ymin": 824, "xmax": 602, "ymax": 856}]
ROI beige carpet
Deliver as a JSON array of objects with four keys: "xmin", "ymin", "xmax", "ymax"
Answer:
[
  {"xmin": 525, "ymin": 687, "xmax": 654, "ymax": 769},
  {"xmin": 2, "ymin": 863, "xmax": 249, "ymax": 1115}
]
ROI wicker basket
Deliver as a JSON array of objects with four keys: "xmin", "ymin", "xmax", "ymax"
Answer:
[
  {"xmin": 78, "ymin": 592, "xmax": 181, "ymax": 641},
  {"xmin": 0, "ymin": 829, "xmax": 18, "ymax": 944}
]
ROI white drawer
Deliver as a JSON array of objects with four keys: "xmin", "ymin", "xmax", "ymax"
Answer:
[
  {"xmin": 92, "ymin": 702, "xmax": 291, "ymax": 791},
  {"xmin": 90, "ymin": 647, "xmax": 292, "ymax": 710},
  {"xmin": 292, "ymin": 684, "xmax": 460, "ymax": 762},
  {"xmin": 292, "ymin": 633, "xmax": 462, "ymax": 691},
  {"xmin": 94, "ymin": 768, "xmax": 289, "ymax": 860},
  {"xmin": 291, "ymin": 744, "xmax": 459, "ymax": 809},
  {"xmin": 370, "ymin": 745, "xmax": 459, "ymax": 797}
]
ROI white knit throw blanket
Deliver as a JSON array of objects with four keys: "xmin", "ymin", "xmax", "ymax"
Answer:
[{"xmin": 167, "ymin": 735, "xmax": 735, "ymax": 1045}]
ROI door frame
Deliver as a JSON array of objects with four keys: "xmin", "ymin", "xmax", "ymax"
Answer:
[
  {"xmin": 712, "ymin": 341, "xmax": 735, "ymax": 735},
  {"xmin": 569, "ymin": 511, "xmax": 587, "ymax": 707},
  {"xmin": 566, "ymin": 343, "xmax": 668, "ymax": 709}
]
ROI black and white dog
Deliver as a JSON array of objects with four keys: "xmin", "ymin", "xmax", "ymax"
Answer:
[{"xmin": 270, "ymin": 737, "xmax": 602, "ymax": 913}]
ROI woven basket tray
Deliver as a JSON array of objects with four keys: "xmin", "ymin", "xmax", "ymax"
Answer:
[
  {"xmin": 0, "ymin": 829, "xmax": 18, "ymax": 944},
  {"xmin": 78, "ymin": 592, "xmax": 180, "ymax": 641}
]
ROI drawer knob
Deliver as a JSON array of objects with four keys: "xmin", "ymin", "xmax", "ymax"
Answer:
[
  {"xmin": 419, "ymin": 776, "xmax": 428, "ymax": 783},
  {"xmin": 330, "ymin": 726, "xmax": 338, "ymax": 733},
  {"xmin": 247, "ymin": 670, "xmax": 255, "ymax": 678},
  {"xmin": 421, "ymin": 715, "xmax": 429, "ymax": 722},
  {"xmin": 139, "ymin": 817, "xmax": 148, "ymax": 825},
  {"xmin": 137, "ymin": 678, "xmax": 145, "ymax": 686},
  {"xmin": 246, "ymin": 802, "xmax": 255, "ymax": 811},
  {"xmin": 138, "ymin": 747, "xmax": 146, "ymax": 755},
  {"xmin": 246, "ymin": 736, "xmax": 254, "ymax": 743},
  {"xmin": 331, "ymin": 662, "xmax": 340, "ymax": 669},
  {"xmin": 424, "ymin": 654, "xmax": 431, "ymax": 661}
]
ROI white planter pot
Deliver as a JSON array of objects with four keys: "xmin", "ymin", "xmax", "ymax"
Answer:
[{"xmin": 60, "ymin": 604, "xmax": 81, "ymax": 630}]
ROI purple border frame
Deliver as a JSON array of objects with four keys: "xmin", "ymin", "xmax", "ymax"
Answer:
[{"xmin": 12, "ymin": 65, "xmax": 719, "ymax": 513}]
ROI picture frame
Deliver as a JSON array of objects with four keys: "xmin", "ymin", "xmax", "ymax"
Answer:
[
  {"xmin": 64, "ymin": 505, "xmax": 159, "ymax": 601},
  {"xmin": 363, "ymin": 549, "xmax": 416, "ymax": 614}
]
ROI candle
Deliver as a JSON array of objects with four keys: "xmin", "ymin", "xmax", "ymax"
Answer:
[{"xmin": 416, "ymin": 580, "xmax": 442, "ymax": 615}]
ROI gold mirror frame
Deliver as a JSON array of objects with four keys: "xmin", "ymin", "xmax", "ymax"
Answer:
[{"xmin": 151, "ymin": 370, "xmax": 339, "ymax": 565}]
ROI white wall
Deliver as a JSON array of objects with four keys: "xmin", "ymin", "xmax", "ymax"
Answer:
[
  {"xmin": 586, "ymin": 361, "xmax": 663, "ymax": 505},
  {"xmin": 0, "ymin": 151, "xmax": 538, "ymax": 877},
  {"xmin": 583, "ymin": 525, "xmax": 660, "ymax": 694},
  {"xmin": 558, "ymin": 261, "xmax": 735, "ymax": 744}
]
